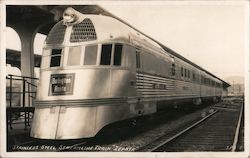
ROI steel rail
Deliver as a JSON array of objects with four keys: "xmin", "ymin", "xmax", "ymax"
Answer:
[
  {"xmin": 148, "ymin": 109, "xmax": 218, "ymax": 151},
  {"xmin": 231, "ymin": 104, "xmax": 243, "ymax": 151}
]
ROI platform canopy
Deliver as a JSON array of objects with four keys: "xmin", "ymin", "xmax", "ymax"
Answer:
[{"xmin": 7, "ymin": 5, "xmax": 114, "ymax": 35}]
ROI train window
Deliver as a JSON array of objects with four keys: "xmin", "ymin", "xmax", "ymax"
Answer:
[
  {"xmin": 114, "ymin": 44, "xmax": 123, "ymax": 66},
  {"xmin": 100, "ymin": 44, "xmax": 112, "ymax": 65},
  {"xmin": 217, "ymin": 83, "xmax": 220, "ymax": 87},
  {"xmin": 184, "ymin": 69, "xmax": 187, "ymax": 77},
  {"xmin": 84, "ymin": 45, "xmax": 98, "ymax": 65},
  {"xmin": 67, "ymin": 46, "xmax": 81, "ymax": 66},
  {"xmin": 50, "ymin": 49, "xmax": 62, "ymax": 67},
  {"xmin": 136, "ymin": 50, "xmax": 141, "ymax": 68},
  {"xmin": 171, "ymin": 63, "xmax": 175, "ymax": 76},
  {"xmin": 181, "ymin": 67, "xmax": 183, "ymax": 77},
  {"xmin": 212, "ymin": 81, "xmax": 215, "ymax": 86},
  {"xmin": 187, "ymin": 70, "xmax": 190, "ymax": 78},
  {"xmin": 193, "ymin": 73, "xmax": 196, "ymax": 81}
]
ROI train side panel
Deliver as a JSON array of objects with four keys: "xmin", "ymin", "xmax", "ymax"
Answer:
[{"xmin": 31, "ymin": 8, "xmax": 227, "ymax": 139}]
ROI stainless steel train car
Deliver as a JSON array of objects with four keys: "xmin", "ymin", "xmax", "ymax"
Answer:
[{"xmin": 31, "ymin": 7, "xmax": 225, "ymax": 139}]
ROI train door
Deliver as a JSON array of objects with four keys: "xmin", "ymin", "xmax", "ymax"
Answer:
[
  {"xmin": 170, "ymin": 56, "xmax": 177, "ymax": 95},
  {"xmin": 110, "ymin": 43, "xmax": 137, "ymax": 97},
  {"xmin": 135, "ymin": 47, "xmax": 142, "ymax": 97},
  {"xmin": 198, "ymin": 70, "xmax": 202, "ymax": 97},
  {"xmin": 136, "ymin": 48, "xmax": 141, "ymax": 71}
]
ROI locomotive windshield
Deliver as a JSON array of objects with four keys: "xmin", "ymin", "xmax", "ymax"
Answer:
[
  {"xmin": 50, "ymin": 49, "xmax": 62, "ymax": 67},
  {"xmin": 114, "ymin": 44, "xmax": 123, "ymax": 66},
  {"xmin": 100, "ymin": 44, "xmax": 123, "ymax": 66},
  {"xmin": 100, "ymin": 44, "xmax": 112, "ymax": 65},
  {"xmin": 84, "ymin": 45, "xmax": 98, "ymax": 65},
  {"xmin": 67, "ymin": 46, "xmax": 81, "ymax": 66},
  {"xmin": 41, "ymin": 43, "xmax": 124, "ymax": 69}
]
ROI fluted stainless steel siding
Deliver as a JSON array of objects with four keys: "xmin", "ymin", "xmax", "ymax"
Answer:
[{"xmin": 136, "ymin": 72, "xmax": 200, "ymax": 99}]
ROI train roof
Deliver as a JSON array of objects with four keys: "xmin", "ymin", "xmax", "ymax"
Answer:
[
  {"xmin": 60, "ymin": 6, "xmax": 230, "ymax": 88},
  {"xmin": 159, "ymin": 45, "xmax": 230, "ymax": 88},
  {"xmin": 93, "ymin": 6, "xmax": 231, "ymax": 88},
  {"xmin": 6, "ymin": 5, "xmax": 230, "ymax": 88},
  {"xmin": 84, "ymin": 14, "xmax": 164, "ymax": 53}
]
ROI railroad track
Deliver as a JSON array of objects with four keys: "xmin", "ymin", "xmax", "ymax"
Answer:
[
  {"xmin": 10, "ymin": 99, "xmax": 243, "ymax": 152},
  {"xmin": 9, "ymin": 104, "xmax": 212, "ymax": 152},
  {"xmin": 138, "ymin": 100, "xmax": 243, "ymax": 152}
]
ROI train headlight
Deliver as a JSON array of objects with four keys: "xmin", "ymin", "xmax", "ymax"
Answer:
[{"xmin": 63, "ymin": 7, "xmax": 80, "ymax": 25}]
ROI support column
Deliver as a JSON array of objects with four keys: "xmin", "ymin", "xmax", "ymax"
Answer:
[
  {"xmin": 14, "ymin": 25, "xmax": 38, "ymax": 78},
  {"xmin": 12, "ymin": 24, "xmax": 39, "ymax": 107}
]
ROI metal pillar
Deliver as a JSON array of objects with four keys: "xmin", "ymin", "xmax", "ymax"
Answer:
[
  {"xmin": 11, "ymin": 24, "xmax": 39, "ymax": 107},
  {"xmin": 15, "ymin": 25, "xmax": 37, "ymax": 78}
]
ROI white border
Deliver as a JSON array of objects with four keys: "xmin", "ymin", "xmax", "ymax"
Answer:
[
  {"xmin": 0, "ymin": 0, "xmax": 7, "ymax": 157},
  {"xmin": 1, "ymin": 0, "xmax": 249, "ymax": 158}
]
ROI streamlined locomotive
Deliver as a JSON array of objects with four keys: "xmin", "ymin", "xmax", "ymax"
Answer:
[{"xmin": 31, "ymin": 7, "xmax": 225, "ymax": 139}]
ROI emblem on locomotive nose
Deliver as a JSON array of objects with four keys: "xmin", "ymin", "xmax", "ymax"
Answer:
[{"xmin": 49, "ymin": 73, "xmax": 75, "ymax": 96}]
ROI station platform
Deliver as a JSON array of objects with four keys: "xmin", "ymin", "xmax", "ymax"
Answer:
[
  {"xmin": 6, "ymin": 106, "xmax": 34, "ymax": 148},
  {"xmin": 7, "ymin": 118, "xmax": 32, "ymax": 149},
  {"xmin": 8, "ymin": 122, "xmax": 31, "ymax": 136},
  {"xmin": 6, "ymin": 107, "xmax": 34, "ymax": 130}
]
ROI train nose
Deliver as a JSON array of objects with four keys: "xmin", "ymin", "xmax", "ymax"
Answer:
[
  {"xmin": 30, "ymin": 106, "xmax": 98, "ymax": 139},
  {"xmin": 30, "ymin": 106, "xmax": 60, "ymax": 139}
]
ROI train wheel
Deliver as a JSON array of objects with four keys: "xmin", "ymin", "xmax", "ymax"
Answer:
[{"xmin": 193, "ymin": 98, "xmax": 202, "ymax": 106}]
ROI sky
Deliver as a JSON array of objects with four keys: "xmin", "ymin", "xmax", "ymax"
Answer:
[{"xmin": 6, "ymin": 2, "xmax": 248, "ymax": 81}]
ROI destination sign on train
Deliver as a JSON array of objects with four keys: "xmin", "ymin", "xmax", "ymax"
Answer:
[{"xmin": 50, "ymin": 74, "xmax": 75, "ymax": 95}]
